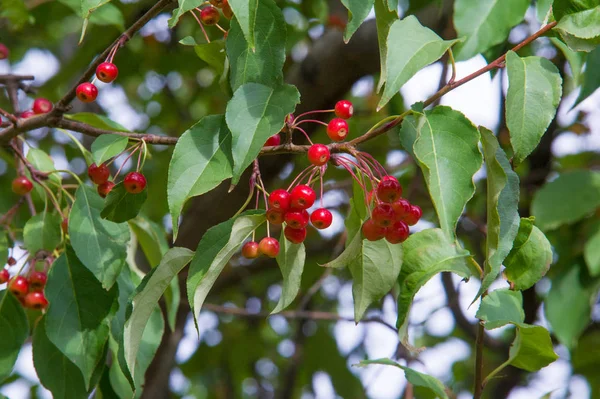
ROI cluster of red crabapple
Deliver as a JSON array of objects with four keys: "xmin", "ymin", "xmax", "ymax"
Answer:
[
  {"xmin": 1, "ymin": 256, "xmax": 49, "ymax": 310},
  {"xmin": 242, "ymin": 100, "xmax": 422, "ymax": 259}
]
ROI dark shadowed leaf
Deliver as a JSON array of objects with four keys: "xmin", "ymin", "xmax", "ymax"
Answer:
[
  {"xmin": 91, "ymin": 134, "xmax": 129, "ymax": 165},
  {"xmin": 476, "ymin": 289, "xmax": 524, "ymax": 330},
  {"xmin": 0, "ymin": 291, "xmax": 28, "ymax": 382},
  {"xmin": 101, "ymin": 182, "xmax": 148, "ymax": 223},
  {"xmin": 272, "ymin": 231, "xmax": 306, "ymax": 313},
  {"xmin": 23, "ymin": 211, "xmax": 62, "ymax": 254}
]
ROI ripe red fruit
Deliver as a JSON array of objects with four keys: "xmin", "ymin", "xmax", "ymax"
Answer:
[
  {"xmin": 88, "ymin": 163, "xmax": 110, "ymax": 185},
  {"xmin": 0, "ymin": 269, "xmax": 9, "ymax": 284},
  {"xmin": 209, "ymin": 0, "xmax": 224, "ymax": 7},
  {"xmin": 76, "ymin": 82, "xmax": 98, "ymax": 103},
  {"xmin": 372, "ymin": 203, "xmax": 395, "ymax": 228},
  {"xmin": 284, "ymin": 226, "xmax": 307, "ymax": 244},
  {"xmin": 12, "ymin": 176, "xmax": 33, "ymax": 195},
  {"xmin": 385, "ymin": 221, "xmax": 409, "ymax": 244},
  {"xmin": 98, "ymin": 181, "xmax": 115, "ymax": 198},
  {"xmin": 0, "ymin": 43, "xmax": 9, "ymax": 60},
  {"xmin": 405, "ymin": 205, "xmax": 422, "ymax": 226},
  {"xmin": 124, "ymin": 172, "xmax": 147, "ymax": 194},
  {"xmin": 381, "ymin": 175, "xmax": 397, "ymax": 182},
  {"xmin": 265, "ymin": 134, "xmax": 281, "ymax": 147},
  {"xmin": 290, "ymin": 185, "xmax": 316, "ymax": 209},
  {"xmin": 200, "ymin": 5, "xmax": 220, "ymax": 25},
  {"xmin": 326, "ymin": 118, "xmax": 349, "ymax": 142},
  {"xmin": 7, "ymin": 257, "xmax": 16, "ymax": 267},
  {"xmin": 310, "ymin": 208, "xmax": 333, "ymax": 229},
  {"xmin": 266, "ymin": 209, "xmax": 285, "ymax": 225},
  {"xmin": 96, "ymin": 62, "xmax": 119, "ymax": 83},
  {"xmin": 268, "ymin": 189, "xmax": 291, "ymax": 212},
  {"xmin": 392, "ymin": 198, "xmax": 411, "ymax": 220},
  {"xmin": 28, "ymin": 271, "xmax": 47, "ymax": 291},
  {"xmin": 20, "ymin": 110, "xmax": 35, "ymax": 119},
  {"xmin": 8, "ymin": 276, "xmax": 29, "ymax": 297},
  {"xmin": 242, "ymin": 241, "xmax": 260, "ymax": 259},
  {"xmin": 376, "ymin": 178, "xmax": 402, "ymax": 203},
  {"xmin": 259, "ymin": 237, "xmax": 280, "ymax": 258},
  {"xmin": 222, "ymin": 0, "xmax": 233, "ymax": 19},
  {"xmin": 32, "ymin": 98, "xmax": 53, "ymax": 114},
  {"xmin": 24, "ymin": 291, "xmax": 49, "ymax": 310},
  {"xmin": 361, "ymin": 219, "xmax": 386, "ymax": 241},
  {"xmin": 284, "ymin": 210, "xmax": 309, "ymax": 229},
  {"xmin": 334, "ymin": 100, "xmax": 353, "ymax": 119},
  {"xmin": 307, "ymin": 144, "xmax": 330, "ymax": 166}
]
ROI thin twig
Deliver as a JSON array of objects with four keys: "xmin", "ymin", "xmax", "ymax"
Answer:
[{"xmin": 473, "ymin": 322, "xmax": 485, "ymax": 399}]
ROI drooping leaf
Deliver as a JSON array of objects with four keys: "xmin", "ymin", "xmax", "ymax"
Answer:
[
  {"xmin": 226, "ymin": 0, "xmax": 286, "ymax": 91},
  {"xmin": 91, "ymin": 134, "xmax": 129, "ymax": 166},
  {"xmin": 378, "ymin": 16, "xmax": 458, "ymax": 109},
  {"xmin": 226, "ymin": 83, "xmax": 300, "ymax": 184},
  {"xmin": 33, "ymin": 320, "xmax": 90, "ymax": 399},
  {"xmin": 23, "ymin": 211, "xmax": 62, "ymax": 254},
  {"xmin": 476, "ymin": 289, "xmax": 524, "ymax": 330},
  {"xmin": 555, "ymin": 6, "xmax": 600, "ymax": 42},
  {"xmin": 27, "ymin": 147, "xmax": 60, "ymax": 185},
  {"xmin": 452, "ymin": 0, "xmax": 529, "ymax": 61},
  {"xmin": 550, "ymin": 38, "xmax": 586, "ymax": 88},
  {"xmin": 357, "ymin": 358, "xmax": 449, "ymax": 399},
  {"xmin": 168, "ymin": 0, "xmax": 203, "ymax": 28},
  {"xmin": 340, "ymin": 0, "xmax": 375, "ymax": 42},
  {"xmin": 374, "ymin": 0, "xmax": 398, "ymax": 92},
  {"xmin": 69, "ymin": 185, "xmax": 130, "ymax": 289},
  {"xmin": 349, "ymin": 238, "xmax": 403, "ymax": 322},
  {"xmin": 321, "ymin": 231, "xmax": 362, "ymax": 269},
  {"xmin": 503, "ymin": 217, "xmax": 553, "ymax": 290},
  {"xmin": 45, "ymin": 247, "xmax": 117, "ymax": 389},
  {"xmin": 167, "ymin": 115, "xmax": 233, "ymax": 240},
  {"xmin": 0, "ymin": 291, "xmax": 28, "ymax": 382},
  {"xmin": 477, "ymin": 127, "xmax": 520, "ymax": 298},
  {"xmin": 574, "ymin": 45, "xmax": 600, "ymax": 106},
  {"xmin": 111, "ymin": 268, "xmax": 137, "ymax": 345},
  {"xmin": 397, "ymin": 229, "xmax": 475, "ymax": 330},
  {"xmin": 584, "ymin": 228, "xmax": 600, "ymax": 277},
  {"xmin": 101, "ymin": 182, "xmax": 148, "ymax": 223},
  {"xmin": 187, "ymin": 211, "xmax": 265, "ymax": 326},
  {"xmin": 545, "ymin": 263, "xmax": 599, "ymax": 349},
  {"xmin": 65, "ymin": 113, "xmax": 129, "ymax": 132},
  {"xmin": 194, "ymin": 41, "xmax": 227, "ymax": 75},
  {"xmin": 272, "ymin": 231, "xmax": 306, "ymax": 313},
  {"xmin": 228, "ymin": 0, "xmax": 258, "ymax": 49},
  {"xmin": 123, "ymin": 247, "xmax": 194, "ymax": 379},
  {"xmin": 531, "ymin": 170, "xmax": 600, "ymax": 231},
  {"xmin": 505, "ymin": 51, "xmax": 562, "ymax": 165},
  {"xmin": 129, "ymin": 216, "xmax": 170, "ymax": 267},
  {"xmin": 88, "ymin": 2, "xmax": 124, "ymax": 29},
  {"xmin": 406, "ymin": 106, "xmax": 482, "ymax": 239},
  {"xmin": 553, "ymin": 0, "xmax": 598, "ymax": 21}
]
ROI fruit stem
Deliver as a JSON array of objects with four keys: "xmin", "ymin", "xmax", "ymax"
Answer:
[
  {"xmin": 286, "ymin": 165, "xmax": 317, "ymax": 192},
  {"xmin": 190, "ymin": 10, "xmax": 211, "ymax": 43},
  {"xmin": 293, "ymin": 126, "xmax": 313, "ymax": 145},
  {"xmin": 294, "ymin": 109, "xmax": 334, "ymax": 121},
  {"xmin": 294, "ymin": 119, "xmax": 328, "ymax": 128},
  {"xmin": 113, "ymin": 144, "xmax": 142, "ymax": 180}
]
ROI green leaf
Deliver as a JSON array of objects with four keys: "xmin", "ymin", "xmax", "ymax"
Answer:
[
  {"xmin": 23, "ymin": 211, "xmax": 62, "ymax": 254},
  {"xmin": 45, "ymin": 247, "xmax": 117, "ymax": 389},
  {"xmin": 531, "ymin": 170, "xmax": 600, "ymax": 231},
  {"xmin": 386, "ymin": 0, "xmax": 398, "ymax": 12},
  {"xmin": 378, "ymin": 16, "xmax": 458, "ymax": 109},
  {"xmin": 88, "ymin": 2, "xmax": 124, "ymax": 29},
  {"xmin": 574, "ymin": 45, "xmax": 600, "ymax": 106},
  {"xmin": 168, "ymin": 0, "xmax": 203, "ymax": 27},
  {"xmin": 545, "ymin": 264, "xmax": 599, "ymax": 348},
  {"xmin": 65, "ymin": 113, "xmax": 129, "ymax": 132},
  {"xmin": 503, "ymin": 217, "xmax": 552, "ymax": 290},
  {"xmin": 228, "ymin": 0, "xmax": 258, "ymax": 50},
  {"xmin": 322, "ymin": 231, "xmax": 363, "ymax": 269},
  {"xmin": 504, "ymin": 324, "xmax": 558, "ymax": 371},
  {"xmin": 0, "ymin": 0, "xmax": 31, "ymax": 30},
  {"xmin": 91, "ymin": 134, "xmax": 129, "ymax": 166},
  {"xmin": 350, "ymin": 239, "xmax": 403, "ymax": 322},
  {"xmin": 374, "ymin": 0, "xmax": 398, "ymax": 92},
  {"xmin": 357, "ymin": 359, "xmax": 449, "ymax": 399},
  {"xmin": 408, "ymin": 106, "xmax": 482, "ymax": 239},
  {"xmin": 477, "ymin": 127, "xmax": 520, "ymax": 298},
  {"xmin": 195, "ymin": 41, "xmax": 227, "ymax": 75},
  {"xmin": 550, "ymin": 38, "xmax": 586, "ymax": 88},
  {"xmin": 505, "ymin": 51, "xmax": 563, "ymax": 165},
  {"xmin": 453, "ymin": 0, "xmax": 529, "ymax": 61},
  {"xmin": 0, "ymin": 233, "xmax": 8, "ymax": 265},
  {"xmin": 0, "ymin": 291, "xmax": 28, "ymax": 382},
  {"xmin": 70, "ymin": 185, "xmax": 130, "ymax": 289},
  {"xmin": 584, "ymin": 228, "xmax": 600, "ymax": 277},
  {"xmin": 553, "ymin": 0, "xmax": 598, "ymax": 20},
  {"xmin": 187, "ymin": 211, "xmax": 265, "ymax": 326},
  {"xmin": 476, "ymin": 289, "xmax": 524, "ymax": 330},
  {"xmin": 82, "ymin": 0, "xmax": 112, "ymax": 18},
  {"xmin": 272, "ymin": 232, "xmax": 306, "ymax": 313},
  {"xmin": 33, "ymin": 320, "xmax": 90, "ymax": 399},
  {"xmin": 340, "ymin": 0, "xmax": 375, "ymax": 42},
  {"xmin": 555, "ymin": 6, "xmax": 600, "ymax": 40},
  {"xmin": 397, "ymin": 229, "xmax": 474, "ymax": 330},
  {"xmin": 226, "ymin": 0, "xmax": 286, "ymax": 91},
  {"xmin": 101, "ymin": 183, "xmax": 148, "ymax": 223},
  {"xmin": 536, "ymin": 0, "xmax": 554, "ymax": 22},
  {"xmin": 226, "ymin": 83, "xmax": 300, "ymax": 184},
  {"xmin": 111, "ymin": 268, "xmax": 137, "ymax": 345},
  {"xmin": 129, "ymin": 216, "xmax": 169, "ymax": 267},
  {"xmin": 124, "ymin": 247, "xmax": 193, "ymax": 378},
  {"xmin": 27, "ymin": 147, "xmax": 60, "ymax": 185},
  {"xmin": 167, "ymin": 115, "xmax": 233, "ymax": 240}
]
